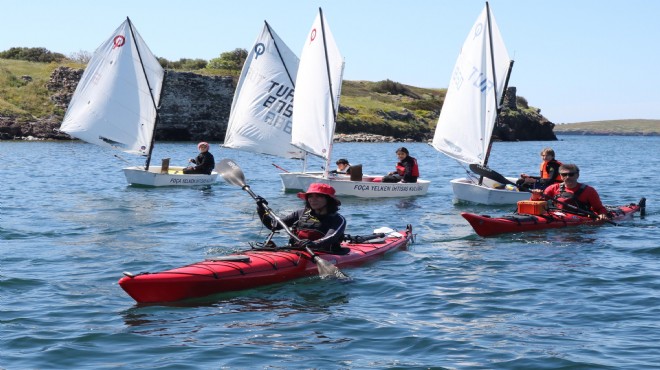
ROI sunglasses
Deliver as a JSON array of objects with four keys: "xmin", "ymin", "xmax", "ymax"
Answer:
[{"xmin": 560, "ymin": 172, "xmax": 576, "ymax": 177}]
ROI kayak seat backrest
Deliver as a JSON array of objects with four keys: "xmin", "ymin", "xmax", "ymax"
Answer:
[
  {"xmin": 350, "ymin": 164, "xmax": 363, "ymax": 181},
  {"xmin": 161, "ymin": 158, "xmax": 170, "ymax": 174}
]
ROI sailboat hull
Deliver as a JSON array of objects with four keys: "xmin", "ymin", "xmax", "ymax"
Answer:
[
  {"xmin": 123, "ymin": 166, "xmax": 218, "ymax": 187},
  {"xmin": 451, "ymin": 177, "xmax": 529, "ymax": 205},
  {"xmin": 280, "ymin": 173, "xmax": 430, "ymax": 198}
]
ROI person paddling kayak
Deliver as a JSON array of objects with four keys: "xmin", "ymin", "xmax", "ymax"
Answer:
[
  {"xmin": 531, "ymin": 163, "xmax": 610, "ymax": 220},
  {"xmin": 257, "ymin": 183, "xmax": 347, "ymax": 253}
]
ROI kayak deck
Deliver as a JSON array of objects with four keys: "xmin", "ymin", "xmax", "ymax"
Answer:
[
  {"xmin": 119, "ymin": 226, "xmax": 413, "ymax": 304},
  {"xmin": 462, "ymin": 199, "xmax": 644, "ymax": 237}
]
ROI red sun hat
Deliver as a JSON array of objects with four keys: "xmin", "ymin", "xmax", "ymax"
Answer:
[
  {"xmin": 297, "ymin": 183, "xmax": 341, "ymax": 205},
  {"xmin": 197, "ymin": 141, "xmax": 209, "ymax": 149}
]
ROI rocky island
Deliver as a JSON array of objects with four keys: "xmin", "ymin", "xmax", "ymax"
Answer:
[{"xmin": 1, "ymin": 63, "xmax": 557, "ymax": 142}]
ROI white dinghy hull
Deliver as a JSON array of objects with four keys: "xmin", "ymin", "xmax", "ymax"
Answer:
[
  {"xmin": 123, "ymin": 166, "xmax": 218, "ymax": 187},
  {"xmin": 450, "ymin": 177, "xmax": 529, "ymax": 205},
  {"xmin": 282, "ymin": 173, "xmax": 430, "ymax": 198}
]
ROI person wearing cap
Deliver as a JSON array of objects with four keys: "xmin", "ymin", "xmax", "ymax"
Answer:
[
  {"xmin": 330, "ymin": 158, "xmax": 352, "ymax": 175},
  {"xmin": 183, "ymin": 141, "xmax": 215, "ymax": 174},
  {"xmin": 256, "ymin": 183, "xmax": 346, "ymax": 254}
]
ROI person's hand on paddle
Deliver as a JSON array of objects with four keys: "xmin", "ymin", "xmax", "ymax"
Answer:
[
  {"xmin": 255, "ymin": 196, "xmax": 268, "ymax": 207},
  {"xmin": 597, "ymin": 212, "xmax": 611, "ymax": 221},
  {"xmin": 255, "ymin": 196, "xmax": 269, "ymax": 213},
  {"xmin": 530, "ymin": 189, "xmax": 544, "ymax": 201}
]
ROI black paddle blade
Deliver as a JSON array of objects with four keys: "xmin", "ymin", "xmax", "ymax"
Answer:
[
  {"xmin": 216, "ymin": 158, "xmax": 247, "ymax": 188},
  {"xmin": 469, "ymin": 163, "xmax": 516, "ymax": 186}
]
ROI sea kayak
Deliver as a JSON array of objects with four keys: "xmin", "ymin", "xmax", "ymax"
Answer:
[
  {"xmin": 119, "ymin": 225, "xmax": 413, "ymax": 304},
  {"xmin": 462, "ymin": 198, "xmax": 645, "ymax": 237}
]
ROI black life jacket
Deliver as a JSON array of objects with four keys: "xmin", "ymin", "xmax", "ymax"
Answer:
[
  {"xmin": 293, "ymin": 209, "xmax": 326, "ymax": 241},
  {"xmin": 556, "ymin": 183, "xmax": 590, "ymax": 211}
]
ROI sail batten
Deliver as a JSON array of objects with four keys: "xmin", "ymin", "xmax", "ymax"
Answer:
[
  {"xmin": 431, "ymin": 4, "xmax": 511, "ymax": 166},
  {"xmin": 60, "ymin": 19, "xmax": 164, "ymax": 156}
]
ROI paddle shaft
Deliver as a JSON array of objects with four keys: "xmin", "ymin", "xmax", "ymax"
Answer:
[
  {"xmin": 543, "ymin": 195, "xmax": 618, "ymax": 225},
  {"xmin": 243, "ymin": 186, "xmax": 300, "ymax": 241}
]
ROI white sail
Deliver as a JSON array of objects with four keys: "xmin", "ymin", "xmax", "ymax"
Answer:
[
  {"xmin": 223, "ymin": 21, "xmax": 303, "ymax": 159},
  {"xmin": 60, "ymin": 18, "xmax": 164, "ymax": 156},
  {"xmin": 431, "ymin": 5, "xmax": 511, "ymax": 165},
  {"xmin": 290, "ymin": 8, "xmax": 345, "ymax": 162}
]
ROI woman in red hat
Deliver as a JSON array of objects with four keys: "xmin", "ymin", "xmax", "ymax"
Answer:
[
  {"xmin": 183, "ymin": 141, "xmax": 215, "ymax": 174},
  {"xmin": 257, "ymin": 183, "xmax": 346, "ymax": 253}
]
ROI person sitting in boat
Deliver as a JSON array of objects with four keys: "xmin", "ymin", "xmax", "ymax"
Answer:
[
  {"xmin": 516, "ymin": 147, "xmax": 562, "ymax": 190},
  {"xmin": 382, "ymin": 147, "xmax": 419, "ymax": 183},
  {"xmin": 531, "ymin": 163, "xmax": 610, "ymax": 220},
  {"xmin": 256, "ymin": 183, "xmax": 346, "ymax": 254},
  {"xmin": 183, "ymin": 142, "xmax": 215, "ymax": 174},
  {"xmin": 329, "ymin": 158, "xmax": 352, "ymax": 175}
]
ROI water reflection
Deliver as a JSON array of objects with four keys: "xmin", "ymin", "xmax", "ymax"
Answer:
[{"xmin": 121, "ymin": 280, "xmax": 350, "ymax": 330}]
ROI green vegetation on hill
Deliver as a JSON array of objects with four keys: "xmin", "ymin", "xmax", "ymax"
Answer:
[
  {"xmin": 6, "ymin": 47, "xmax": 633, "ymax": 140},
  {"xmin": 553, "ymin": 120, "xmax": 660, "ymax": 135},
  {"xmin": 0, "ymin": 58, "xmax": 83, "ymax": 120},
  {"xmin": 337, "ymin": 80, "xmax": 444, "ymax": 139}
]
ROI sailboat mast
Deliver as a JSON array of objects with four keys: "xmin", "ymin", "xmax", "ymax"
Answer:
[
  {"xmin": 127, "ymin": 16, "xmax": 161, "ymax": 171},
  {"xmin": 481, "ymin": 2, "xmax": 499, "ymax": 170},
  {"xmin": 319, "ymin": 7, "xmax": 337, "ymax": 178}
]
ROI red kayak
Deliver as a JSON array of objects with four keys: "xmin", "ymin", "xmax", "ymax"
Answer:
[
  {"xmin": 462, "ymin": 198, "xmax": 645, "ymax": 237},
  {"xmin": 119, "ymin": 225, "xmax": 413, "ymax": 304}
]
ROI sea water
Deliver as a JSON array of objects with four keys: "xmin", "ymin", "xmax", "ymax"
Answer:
[{"xmin": 1, "ymin": 135, "xmax": 658, "ymax": 369}]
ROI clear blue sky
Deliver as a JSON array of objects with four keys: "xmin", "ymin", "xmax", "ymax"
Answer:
[{"xmin": 4, "ymin": 0, "xmax": 660, "ymax": 124}]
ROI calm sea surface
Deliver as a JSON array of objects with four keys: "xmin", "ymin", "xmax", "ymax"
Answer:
[{"xmin": 1, "ymin": 136, "xmax": 658, "ymax": 369}]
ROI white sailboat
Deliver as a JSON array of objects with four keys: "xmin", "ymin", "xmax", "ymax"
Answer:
[
  {"xmin": 222, "ymin": 21, "xmax": 323, "ymax": 189},
  {"xmin": 280, "ymin": 8, "xmax": 430, "ymax": 198},
  {"xmin": 60, "ymin": 17, "xmax": 218, "ymax": 187},
  {"xmin": 431, "ymin": 2, "xmax": 526, "ymax": 205}
]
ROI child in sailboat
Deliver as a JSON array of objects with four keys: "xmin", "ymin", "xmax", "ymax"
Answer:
[
  {"xmin": 330, "ymin": 158, "xmax": 352, "ymax": 175},
  {"xmin": 517, "ymin": 147, "xmax": 562, "ymax": 190},
  {"xmin": 183, "ymin": 142, "xmax": 215, "ymax": 175},
  {"xmin": 382, "ymin": 147, "xmax": 419, "ymax": 183}
]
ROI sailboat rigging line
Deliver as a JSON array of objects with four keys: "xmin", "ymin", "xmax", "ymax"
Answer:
[
  {"xmin": 265, "ymin": 20, "xmax": 295, "ymax": 87},
  {"xmin": 127, "ymin": 16, "xmax": 162, "ymax": 171}
]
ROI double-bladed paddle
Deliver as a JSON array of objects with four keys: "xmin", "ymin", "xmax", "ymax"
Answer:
[
  {"xmin": 216, "ymin": 158, "xmax": 350, "ymax": 280},
  {"xmin": 540, "ymin": 194, "xmax": 619, "ymax": 226}
]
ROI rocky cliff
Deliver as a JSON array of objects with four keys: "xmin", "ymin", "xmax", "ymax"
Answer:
[{"xmin": 1, "ymin": 67, "xmax": 556, "ymax": 142}]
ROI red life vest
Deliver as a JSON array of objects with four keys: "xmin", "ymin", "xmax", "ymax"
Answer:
[
  {"xmin": 396, "ymin": 157, "xmax": 419, "ymax": 177},
  {"xmin": 555, "ymin": 183, "xmax": 589, "ymax": 211},
  {"xmin": 540, "ymin": 159, "xmax": 562, "ymax": 183}
]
